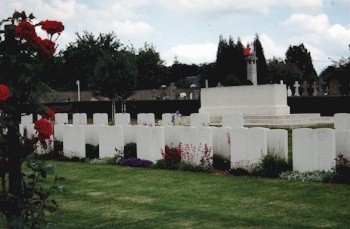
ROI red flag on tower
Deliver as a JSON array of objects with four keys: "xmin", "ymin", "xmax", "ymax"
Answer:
[{"xmin": 243, "ymin": 47, "xmax": 251, "ymax": 56}]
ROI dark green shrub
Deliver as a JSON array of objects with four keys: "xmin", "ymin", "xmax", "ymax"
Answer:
[
  {"xmin": 124, "ymin": 142, "xmax": 137, "ymax": 159},
  {"xmin": 153, "ymin": 159, "xmax": 179, "ymax": 170},
  {"xmin": 229, "ymin": 167, "xmax": 251, "ymax": 176},
  {"xmin": 177, "ymin": 161, "xmax": 206, "ymax": 172},
  {"xmin": 253, "ymin": 154, "xmax": 291, "ymax": 178},
  {"xmin": 334, "ymin": 154, "xmax": 350, "ymax": 184},
  {"xmin": 86, "ymin": 144, "xmax": 99, "ymax": 159},
  {"xmin": 213, "ymin": 154, "xmax": 230, "ymax": 171}
]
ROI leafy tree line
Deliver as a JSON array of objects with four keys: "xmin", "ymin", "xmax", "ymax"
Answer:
[{"xmin": 41, "ymin": 31, "xmax": 348, "ymax": 100}]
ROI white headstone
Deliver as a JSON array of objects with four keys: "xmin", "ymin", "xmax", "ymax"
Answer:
[
  {"xmin": 21, "ymin": 114, "xmax": 33, "ymax": 125},
  {"xmin": 123, "ymin": 125, "xmax": 138, "ymax": 144},
  {"xmin": 230, "ymin": 127, "xmax": 268, "ymax": 171},
  {"xmin": 99, "ymin": 126, "xmax": 124, "ymax": 158},
  {"xmin": 164, "ymin": 126, "xmax": 181, "ymax": 148},
  {"xmin": 162, "ymin": 113, "xmax": 173, "ymax": 126},
  {"xmin": 267, "ymin": 129, "xmax": 288, "ymax": 160},
  {"xmin": 213, "ymin": 127, "xmax": 232, "ymax": 159},
  {"xmin": 73, "ymin": 113, "xmax": 87, "ymax": 125},
  {"xmin": 221, "ymin": 113, "xmax": 243, "ymax": 128},
  {"xmin": 85, "ymin": 124, "xmax": 104, "ymax": 146},
  {"xmin": 115, "ymin": 113, "xmax": 130, "ymax": 126},
  {"xmin": 136, "ymin": 126, "xmax": 164, "ymax": 162},
  {"xmin": 334, "ymin": 113, "xmax": 350, "ymax": 130},
  {"xmin": 335, "ymin": 129, "xmax": 350, "ymax": 160},
  {"xmin": 63, "ymin": 125, "xmax": 85, "ymax": 158},
  {"xmin": 53, "ymin": 124, "xmax": 65, "ymax": 142},
  {"xmin": 137, "ymin": 113, "xmax": 155, "ymax": 126},
  {"xmin": 195, "ymin": 127, "xmax": 213, "ymax": 166},
  {"xmin": 93, "ymin": 113, "xmax": 108, "ymax": 125},
  {"xmin": 19, "ymin": 124, "xmax": 35, "ymax": 138},
  {"xmin": 293, "ymin": 128, "xmax": 335, "ymax": 172},
  {"xmin": 179, "ymin": 126, "xmax": 197, "ymax": 163},
  {"xmin": 55, "ymin": 113, "xmax": 68, "ymax": 124},
  {"xmin": 190, "ymin": 113, "xmax": 210, "ymax": 127}
]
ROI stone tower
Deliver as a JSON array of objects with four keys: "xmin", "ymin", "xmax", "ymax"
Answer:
[{"xmin": 246, "ymin": 53, "xmax": 258, "ymax": 85}]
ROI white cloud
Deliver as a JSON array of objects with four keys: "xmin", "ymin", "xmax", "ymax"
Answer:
[
  {"xmin": 162, "ymin": 43, "xmax": 217, "ymax": 66},
  {"xmin": 281, "ymin": 14, "xmax": 330, "ymax": 33}
]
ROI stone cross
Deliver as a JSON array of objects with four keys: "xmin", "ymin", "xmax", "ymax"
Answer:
[
  {"xmin": 280, "ymin": 80, "xmax": 284, "ymax": 85},
  {"xmin": 293, "ymin": 81, "xmax": 300, "ymax": 96},
  {"xmin": 312, "ymin": 82, "xmax": 318, "ymax": 96},
  {"xmin": 301, "ymin": 81, "xmax": 309, "ymax": 96}
]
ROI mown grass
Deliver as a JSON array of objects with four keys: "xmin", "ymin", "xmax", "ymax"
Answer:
[{"xmin": 16, "ymin": 161, "xmax": 350, "ymax": 229}]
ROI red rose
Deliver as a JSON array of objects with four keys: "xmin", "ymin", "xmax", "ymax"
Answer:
[
  {"xmin": 39, "ymin": 107, "xmax": 55, "ymax": 120},
  {"xmin": 41, "ymin": 20, "xmax": 64, "ymax": 35},
  {"xmin": 15, "ymin": 20, "xmax": 37, "ymax": 42},
  {"xmin": 0, "ymin": 84, "xmax": 10, "ymax": 102},
  {"xmin": 36, "ymin": 38, "xmax": 56, "ymax": 56},
  {"xmin": 34, "ymin": 118, "xmax": 53, "ymax": 141}
]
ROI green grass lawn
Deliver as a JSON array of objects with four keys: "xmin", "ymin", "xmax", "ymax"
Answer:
[{"xmin": 23, "ymin": 161, "xmax": 350, "ymax": 229}]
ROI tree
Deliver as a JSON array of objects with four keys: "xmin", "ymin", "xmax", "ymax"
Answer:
[
  {"xmin": 136, "ymin": 43, "xmax": 168, "ymax": 89},
  {"xmin": 254, "ymin": 34, "xmax": 269, "ymax": 84},
  {"xmin": 60, "ymin": 31, "xmax": 122, "ymax": 91},
  {"xmin": 320, "ymin": 56, "xmax": 350, "ymax": 95},
  {"xmin": 285, "ymin": 44, "xmax": 317, "ymax": 84},
  {"xmin": 91, "ymin": 49, "xmax": 138, "ymax": 112},
  {"xmin": 267, "ymin": 57, "xmax": 302, "ymax": 90},
  {"xmin": 215, "ymin": 36, "xmax": 247, "ymax": 86}
]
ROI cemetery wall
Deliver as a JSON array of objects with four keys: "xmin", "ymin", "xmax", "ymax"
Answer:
[
  {"xmin": 45, "ymin": 96, "xmax": 350, "ymax": 119},
  {"xmin": 287, "ymin": 96, "xmax": 350, "ymax": 116}
]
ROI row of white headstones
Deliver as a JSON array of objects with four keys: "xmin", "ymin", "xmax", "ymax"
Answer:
[{"xmin": 20, "ymin": 112, "xmax": 350, "ymax": 173}]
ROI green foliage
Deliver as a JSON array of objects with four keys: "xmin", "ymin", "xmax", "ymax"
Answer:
[
  {"xmin": 123, "ymin": 142, "xmax": 137, "ymax": 159},
  {"xmin": 213, "ymin": 154, "xmax": 230, "ymax": 171},
  {"xmin": 1, "ymin": 157, "xmax": 64, "ymax": 228},
  {"xmin": 86, "ymin": 144, "xmax": 99, "ymax": 159},
  {"xmin": 285, "ymin": 43, "xmax": 317, "ymax": 83},
  {"xmin": 279, "ymin": 170, "xmax": 336, "ymax": 183},
  {"xmin": 215, "ymin": 36, "xmax": 246, "ymax": 85},
  {"xmin": 253, "ymin": 153, "xmax": 291, "ymax": 178},
  {"xmin": 333, "ymin": 154, "xmax": 350, "ymax": 184},
  {"xmin": 229, "ymin": 167, "xmax": 251, "ymax": 176},
  {"xmin": 60, "ymin": 31, "xmax": 122, "ymax": 91},
  {"xmin": 224, "ymin": 74, "xmax": 241, "ymax": 86},
  {"xmin": 177, "ymin": 161, "xmax": 206, "ymax": 172},
  {"xmin": 254, "ymin": 34, "xmax": 269, "ymax": 84},
  {"xmin": 136, "ymin": 43, "xmax": 168, "ymax": 89},
  {"xmin": 92, "ymin": 49, "xmax": 138, "ymax": 101}
]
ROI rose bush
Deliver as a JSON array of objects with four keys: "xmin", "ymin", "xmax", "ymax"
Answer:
[
  {"xmin": 0, "ymin": 10, "xmax": 64, "ymax": 228},
  {"xmin": 0, "ymin": 84, "xmax": 10, "ymax": 102}
]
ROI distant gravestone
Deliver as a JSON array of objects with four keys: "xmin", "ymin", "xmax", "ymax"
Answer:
[
  {"xmin": 114, "ymin": 113, "xmax": 130, "ymax": 126},
  {"xmin": 301, "ymin": 81, "xmax": 309, "ymax": 96},
  {"xmin": 93, "ymin": 113, "xmax": 108, "ymax": 125},
  {"xmin": 73, "ymin": 113, "xmax": 87, "ymax": 125},
  {"xmin": 312, "ymin": 82, "xmax": 318, "ymax": 96},
  {"xmin": 190, "ymin": 113, "xmax": 210, "ymax": 127},
  {"xmin": 317, "ymin": 78, "xmax": 324, "ymax": 96},
  {"xmin": 55, "ymin": 113, "xmax": 68, "ymax": 124},
  {"xmin": 329, "ymin": 79, "xmax": 341, "ymax": 96},
  {"xmin": 287, "ymin": 86, "xmax": 292, "ymax": 97},
  {"xmin": 293, "ymin": 81, "xmax": 300, "ymax": 96},
  {"xmin": 21, "ymin": 114, "xmax": 33, "ymax": 125}
]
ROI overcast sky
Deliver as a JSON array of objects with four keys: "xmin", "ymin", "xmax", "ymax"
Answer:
[{"xmin": 1, "ymin": 0, "xmax": 350, "ymax": 74}]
